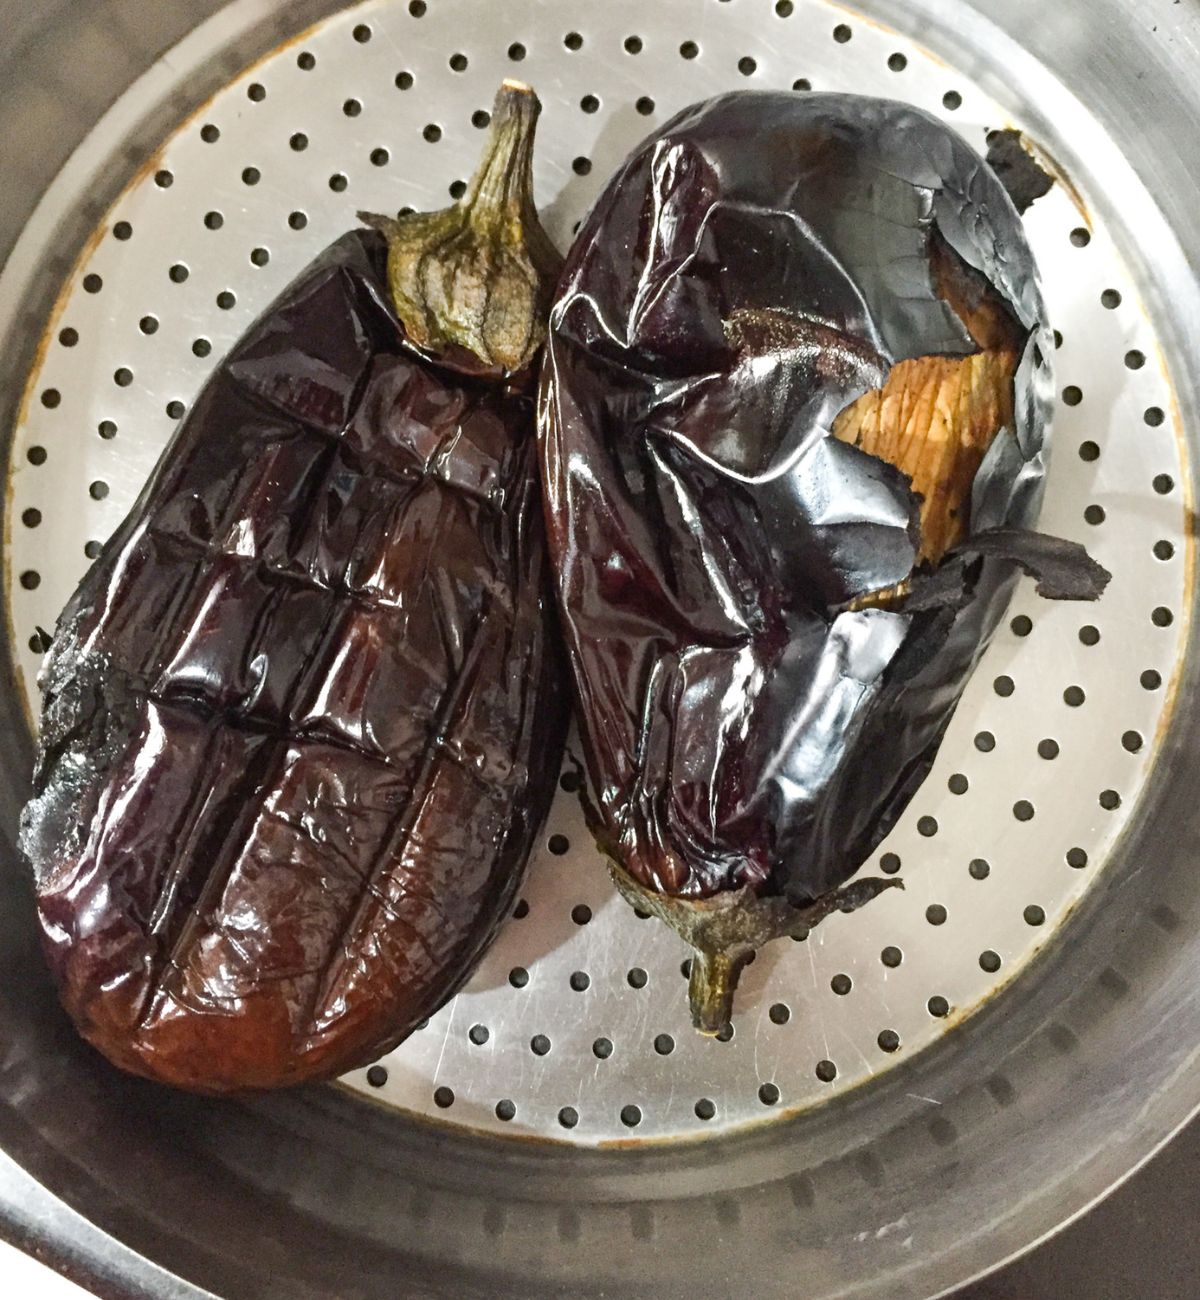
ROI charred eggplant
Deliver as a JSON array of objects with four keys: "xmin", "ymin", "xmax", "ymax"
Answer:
[
  {"xmin": 539, "ymin": 92, "xmax": 1108, "ymax": 1032},
  {"xmin": 20, "ymin": 81, "xmax": 567, "ymax": 1091}
]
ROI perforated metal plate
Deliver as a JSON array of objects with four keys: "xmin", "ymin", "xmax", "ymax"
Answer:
[{"xmin": 3, "ymin": 0, "xmax": 1190, "ymax": 1147}]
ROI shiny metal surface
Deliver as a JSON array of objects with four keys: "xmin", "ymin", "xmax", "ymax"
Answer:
[{"xmin": 0, "ymin": 0, "xmax": 1198, "ymax": 1297}]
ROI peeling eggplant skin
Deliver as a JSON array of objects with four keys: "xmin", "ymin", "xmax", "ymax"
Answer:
[
  {"xmin": 20, "ymin": 229, "xmax": 567, "ymax": 1093},
  {"xmin": 540, "ymin": 92, "xmax": 1064, "ymax": 907}
]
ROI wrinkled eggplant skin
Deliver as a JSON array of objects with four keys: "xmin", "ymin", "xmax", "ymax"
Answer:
[
  {"xmin": 540, "ymin": 92, "xmax": 1055, "ymax": 905},
  {"xmin": 21, "ymin": 230, "xmax": 567, "ymax": 1092}
]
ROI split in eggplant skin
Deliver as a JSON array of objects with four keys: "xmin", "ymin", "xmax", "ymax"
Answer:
[
  {"xmin": 540, "ymin": 91, "xmax": 1109, "ymax": 1033},
  {"xmin": 20, "ymin": 82, "xmax": 567, "ymax": 1092}
]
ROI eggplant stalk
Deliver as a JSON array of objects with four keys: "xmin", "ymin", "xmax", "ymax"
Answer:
[{"xmin": 361, "ymin": 79, "xmax": 562, "ymax": 373}]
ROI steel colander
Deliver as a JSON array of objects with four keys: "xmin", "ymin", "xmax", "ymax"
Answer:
[{"xmin": 0, "ymin": 0, "xmax": 1198, "ymax": 1296}]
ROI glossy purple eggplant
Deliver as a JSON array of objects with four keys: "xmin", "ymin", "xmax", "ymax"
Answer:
[
  {"xmin": 20, "ymin": 82, "xmax": 567, "ymax": 1092},
  {"xmin": 540, "ymin": 91, "xmax": 1108, "ymax": 1031}
]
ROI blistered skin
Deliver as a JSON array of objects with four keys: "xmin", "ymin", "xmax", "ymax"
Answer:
[
  {"xmin": 21, "ymin": 230, "xmax": 566, "ymax": 1092},
  {"xmin": 540, "ymin": 92, "xmax": 1072, "ymax": 906}
]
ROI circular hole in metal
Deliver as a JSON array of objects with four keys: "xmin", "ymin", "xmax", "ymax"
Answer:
[
  {"xmin": 942, "ymin": 90, "xmax": 962, "ymax": 110},
  {"xmin": 679, "ymin": 40, "xmax": 699, "ymax": 59},
  {"xmin": 564, "ymin": 31, "xmax": 583, "ymax": 50},
  {"xmin": 878, "ymin": 1029, "xmax": 900, "ymax": 1053},
  {"xmin": 1064, "ymin": 685, "xmax": 1086, "ymax": 707},
  {"xmin": 241, "ymin": 166, "xmax": 260, "ymax": 185},
  {"xmin": 816, "ymin": 1060, "xmax": 837, "ymax": 1082},
  {"xmin": 1099, "ymin": 789, "xmax": 1122, "ymax": 810},
  {"xmin": 969, "ymin": 858, "xmax": 991, "ymax": 880},
  {"xmin": 928, "ymin": 996, "xmax": 950, "ymax": 1018},
  {"xmin": 290, "ymin": 132, "xmax": 308, "ymax": 151},
  {"xmin": 396, "ymin": 71, "xmax": 414, "ymax": 90},
  {"xmin": 624, "ymin": 35, "xmax": 643, "ymax": 55},
  {"xmin": 1079, "ymin": 625, "xmax": 1100, "ymax": 646},
  {"xmin": 1122, "ymin": 730, "xmax": 1144, "ymax": 753},
  {"xmin": 593, "ymin": 1037, "xmax": 613, "ymax": 1060},
  {"xmin": 627, "ymin": 967, "xmax": 648, "ymax": 989},
  {"xmin": 495, "ymin": 1099, "xmax": 515, "ymax": 1122},
  {"xmin": 26, "ymin": 447, "xmax": 47, "ymax": 466},
  {"xmin": 695, "ymin": 1098, "xmax": 716, "ymax": 1120},
  {"xmin": 1141, "ymin": 669, "xmax": 1162, "ymax": 691},
  {"xmin": 653, "ymin": 1033, "xmax": 675, "ymax": 1056},
  {"xmin": 1024, "ymin": 904, "xmax": 1046, "ymax": 927},
  {"xmin": 926, "ymin": 904, "xmax": 947, "ymax": 926},
  {"xmin": 468, "ymin": 1024, "xmax": 489, "ymax": 1046},
  {"xmin": 888, "ymin": 52, "xmax": 908, "ymax": 71},
  {"xmin": 1079, "ymin": 440, "xmax": 1100, "ymax": 462},
  {"xmin": 758, "ymin": 1083, "xmax": 780, "ymax": 1106},
  {"xmin": 423, "ymin": 123, "xmax": 442, "ymax": 143},
  {"xmin": 353, "ymin": 23, "xmax": 372, "ymax": 43},
  {"xmin": 98, "ymin": 420, "xmax": 117, "ymax": 440},
  {"xmin": 769, "ymin": 1003, "xmax": 791, "ymax": 1025},
  {"xmin": 636, "ymin": 95, "xmax": 655, "ymax": 115},
  {"xmin": 831, "ymin": 973, "xmax": 852, "ymax": 996},
  {"xmin": 508, "ymin": 966, "xmax": 529, "ymax": 989},
  {"xmin": 1037, "ymin": 738, "xmax": 1060, "ymax": 760},
  {"xmin": 89, "ymin": 480, "xmax": 109, "ymax": 500},
  {"xmin": 21, "ymin": 509, "xmax": 40, "ymax": 529},
  {"xmin": 59, "ymin": 327, "xmax": 78, "ymax": 347},
  {"xmin": 1101, "ymin": 288, "xmax": 1122, "ymax": 309},
  {"xmin": 366, "ymin": 1065, "xmax": 387, "ymax": 1088},
  {"xmin": 1013, "ymin": 800, "xmax": 1035, "ymax": 822},
  {"xmin": 1084, "ymin": 504, "xmax": 1106, "ymax": 525},
  {"xmin": 833, "ymin": 23, "xmax": 853, "ymax": 42},
  {"xmin": 1145, "ymin": 406, "xmax": 1165, "ymax": 427},
  {"xmin": 296, "ymin": 51, "xmax": 315, "ymax": 70},
  {"xmin": 881, "ymin": 946, "xmax": 903, "ymax": 969},
  {"xmin": 917, "ymin": 815, "xmax": 938, "ymax": 837},
  {"xmin": 1067, "ymin": 847, "xmax": 1089, "ymax": 869},
  {"xmin": 880, "ymin": 852, "xmax": 901, "ymax": 874},
  {"xmin": 1152, "ymin": 606, "xmax": 1174, "ymax": 627},
  {"xmin": 738, "ymin": 56, "xmax": 757, "ymax": 76},
  {"xmin": 548, "ymin": 834, "xmax": 570, "ymax": 855},
  {"xmin": 1125, "ymin": 349, "xmax": 1146, "ymax": 370},
  {"xmin": 569, "ymin": 971, "xmax": 590, "ymax": 992},
  {"xmin": 530, "ymin": 1034, "xmax": 551, "ymax": 1056},
  {"xmin": 19, "ymin": 571, "xmax": 40, "ymax": 591},
  {"xmin": 432, "ymin": 1086, "xmax": 454, "ymax": 1109},
  {"xmin": 793, "ymin": 77, "xmax": 812, "ymax": 91},
  {"xmin": 994, "ymin": 674, "xmax": 1015, "ymax": 697},
  {"xmin": 329, "ymin": 173, "xmax": 348, "ymax": 192},
  {"xmin": 975, "ymin": 731, "xmax": 996, "ymax": 752},
  {"xmin": 507, "ymin": 42, "xmax": 526, "ymax": 62},
  {"xmin": 948, "ymin": 773, "xmax": 968, "ymax": 795},
  {"xmin": 200, "ymin": 124, "xmax": 220, "ymax": 143},
  {"xmin": 621, "ymin": 1104, "xmax": 642, "ymax": 1128},
  {"xmin": 1070, "ymin": 227, "xmax": 1091, "ymax": 247},
  {"xmin": 980, "ymin": 950, "xmax": 1002, "ymax": 973}
]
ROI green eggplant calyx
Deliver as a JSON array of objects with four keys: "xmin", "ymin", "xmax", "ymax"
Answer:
[
  {"xmin": 609, "ymin": 863, "xmax": 903, "ymax": 1035},
  {"xmin": 360, "ymin": 79, "xmax": 562, "ymax": 375}
]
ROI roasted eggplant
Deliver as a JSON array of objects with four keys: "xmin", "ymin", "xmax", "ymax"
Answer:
[
  {"xmin": 540, "ymin": 92, "xmax": 1108, "ymax": 1032},
  {"xmin": 20, "ymin": 81, "xmax": 567, "ymax": 1091}
]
